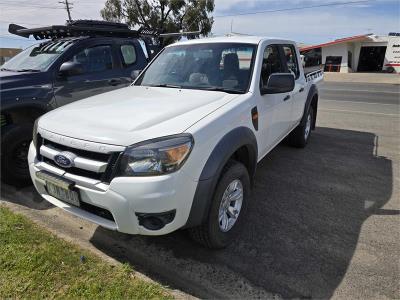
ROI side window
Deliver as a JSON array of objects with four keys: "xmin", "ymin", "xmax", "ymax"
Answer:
[
  {"xmin": 282, "ymin": 45, "xmax": 300, "ymax": 79},
  {"xmin": 260, "ymin": 45, "xmax": 284, "ymax": 88},
  {"xmin": 120, "ymin": 44, "xmax": 137, "ymax": 67},
  {"xmin": 67, "ymin": 45, "xmax": 113, "ymax": 74}
]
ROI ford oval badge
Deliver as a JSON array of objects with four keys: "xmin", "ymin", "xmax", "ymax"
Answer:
[{"xmin": 54, "ymin": 152, "xmax": 76, "ymax": 168}]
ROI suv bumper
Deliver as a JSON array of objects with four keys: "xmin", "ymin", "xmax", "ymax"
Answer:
[{"xmin": 28, "ymin": 142, "xmax": 198, "ymax": 235}]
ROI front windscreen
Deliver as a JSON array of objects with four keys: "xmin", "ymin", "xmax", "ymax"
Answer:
[
  {"xmin": 1, "ymin": 40, "xmax": 74, "ymax": 72},
  {"xmin": 136, "ymin": 42, "xmax": 257, "ymax": 94}
]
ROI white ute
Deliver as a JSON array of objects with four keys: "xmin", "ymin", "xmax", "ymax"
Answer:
[{"xmin": 29, "ymin": 36, "xmax": 323, "ymax": 248}]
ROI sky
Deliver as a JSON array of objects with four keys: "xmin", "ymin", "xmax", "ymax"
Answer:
[{"xmin": 0, "ymin": 0, "xmax": 399, "ymax": 49}]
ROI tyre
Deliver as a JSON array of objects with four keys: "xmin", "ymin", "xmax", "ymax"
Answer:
[
  {"xmin": 1, "ymin": 123, "xmax": 34, "ymax": 186},
  {"xmin": 386, "ymin": 66, "xmax": 395, "ymax": 73},
  {"xmin": 189, "ymin": 160, "xmax": 251, "ymax": 249},
  {"xmin": 289, "ymin": 106, "xmax": 314, "ymax": 148}
]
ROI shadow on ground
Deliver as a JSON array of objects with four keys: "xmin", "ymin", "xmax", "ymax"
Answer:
[
  {"xmin": 1, "ymin": 183, "xmax": 52, "ymax": 210},
  {"xmin": 90, "ymin": 127, "xmax": 393, "ymax": 298},
  {"xmin": 1, "ymin": 127, "xmax": 394, "ymax": 298}
]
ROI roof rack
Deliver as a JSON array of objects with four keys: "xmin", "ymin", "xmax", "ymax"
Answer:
[{"xmin": 8, "ymin": 20, "xmax": 159, "ymax": 40}]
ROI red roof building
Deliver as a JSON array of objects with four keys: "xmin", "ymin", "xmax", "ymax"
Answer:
[{"xmin": 299, "ymin": 33, "xmax": 398, "ymax": 73}]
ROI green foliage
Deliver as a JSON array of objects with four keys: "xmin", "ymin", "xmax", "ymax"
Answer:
[
  {"xmin": 0, "ymin": 206, "xmax": 173, "ymax": 299},
  {"xmin": 101, "ymin": 0, "xmax": 214, "ymax": 43}
]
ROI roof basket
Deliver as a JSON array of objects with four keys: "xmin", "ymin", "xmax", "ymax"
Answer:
[{"xmin": 8, "ymin": 20, "xmax": 152, "ymax": 40}]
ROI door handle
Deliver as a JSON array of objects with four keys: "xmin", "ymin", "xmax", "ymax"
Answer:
[
  {"xmin": 283, "ymin": 95, "xmax": 291, "ymax": 101},
  {"xmin": 299, "ymin": 87, "xmax": 304, "ymax": 93},
  {"xmin": 108, "ymin": 79, "xmax": 122, "ymax": 86}
]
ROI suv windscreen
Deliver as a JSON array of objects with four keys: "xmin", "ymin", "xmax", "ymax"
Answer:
[
  {"xmin": 1, "ymin": 40, "xmax": 75, "ymax": 72},
  {"xmin": 136, "ymin": 43, "xmax": 257, "ymax": 93}
]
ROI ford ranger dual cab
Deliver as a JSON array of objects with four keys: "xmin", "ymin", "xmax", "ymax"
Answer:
[{"xmin": 28, "ymin": 36, "xmax": 323, "ymax": 248}]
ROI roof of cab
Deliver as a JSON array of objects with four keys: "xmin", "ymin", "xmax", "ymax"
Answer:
[{"xmin": 171, "ymin": 35, "xmax": 296, "ymax": 46}]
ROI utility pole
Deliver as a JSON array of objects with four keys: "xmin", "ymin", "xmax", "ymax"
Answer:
[{"xmin": 59, "ymin": 0, "xmax": 73, "ymax": 22}]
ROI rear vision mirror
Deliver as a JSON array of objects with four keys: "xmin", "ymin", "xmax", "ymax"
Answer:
[
  {"xmin": 261, "ymin": 73, "xmax": 295, "ymax": 95},
  {"xmin": 59, "ymin": 61, "xmax": 84, "ymax": 77},
  {"xmin": 131, "ymin": 69, "xmax": 142, "ymax": 80}
]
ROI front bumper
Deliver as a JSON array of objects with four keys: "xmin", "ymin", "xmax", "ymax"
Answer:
[{"xmin": 28, "ymin": 142, "xmax": 198, "ymax": 235}]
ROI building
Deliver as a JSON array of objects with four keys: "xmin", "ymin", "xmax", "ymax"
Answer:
[
  {"xmin": 300, "ymin": 33, "xmax": 400, "ymax": 73},
  {"xmin": 0, "ymin": 48, "xmax": 22, "ymax": 65}
]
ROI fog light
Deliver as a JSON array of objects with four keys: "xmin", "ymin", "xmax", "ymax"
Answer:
[{"xmin": 136, "ymin": 210, "xmax": 176, "ymax": 231}]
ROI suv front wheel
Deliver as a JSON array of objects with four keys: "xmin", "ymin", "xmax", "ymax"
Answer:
[
  {"xmin": 1, "ymin": 123, "xmax": 33, "ymax": 186},
  {"xmin": 189, "ymin": 160, "xmax": 251, "ymax": 249}
]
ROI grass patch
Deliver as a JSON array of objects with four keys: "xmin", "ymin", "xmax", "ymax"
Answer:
[{"xmin": 0, "ymin": 206, "xmax": 173, "ymax": 299}]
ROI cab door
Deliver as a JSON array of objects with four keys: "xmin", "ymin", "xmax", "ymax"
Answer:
[
  {"xmin": 256, "ymin": 44, "xmax": 294, "ymax": 156},
  {"xmin": 54, "ymin": 41, "xmax": 125, "ymax": 107}
]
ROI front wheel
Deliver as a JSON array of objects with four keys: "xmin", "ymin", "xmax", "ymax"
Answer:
[
  {"xmin": 189, "ymin": 160, "xmax": 251, "ymax": 249},
  {"xmin": 1, "ymin": 124, "xmax": 33, "ymax": 186},
  {"xmin": 289, "ymin": 106, "xmax": 314, "ymax": 148}
]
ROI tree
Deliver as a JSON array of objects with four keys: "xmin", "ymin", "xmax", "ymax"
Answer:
[{"xmin": 101, "ymin": 0, "xmax": 214, "ymax": 40}]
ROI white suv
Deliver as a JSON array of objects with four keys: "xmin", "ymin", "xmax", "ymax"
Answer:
[{"xmin": 28, "ymin": 36, "xmax": 323, "ymax": 248}]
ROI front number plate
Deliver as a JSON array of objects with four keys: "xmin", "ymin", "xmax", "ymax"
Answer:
[
  {"xmin": 36, "ymin": 171, "xmax": 80, "ymax": 207},
  {"xmin": 46, "ymin": 181, "xmax": 80, "ymax": 207}
]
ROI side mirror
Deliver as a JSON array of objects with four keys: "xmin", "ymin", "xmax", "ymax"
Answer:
[
  {"xmin": 131, "ymin": 69, "xmax": 142, "ymax": 80},
  {"xmin": 59, "ymin": 61, "xmax": 84, "ymax": 77},
  {"xmin": 261, "ymin": 73, "xmax": 295, "ymax": 95}
]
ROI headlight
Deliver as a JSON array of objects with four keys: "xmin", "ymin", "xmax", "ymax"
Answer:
[
  {"xmin": 117, "ymin": 134, "xmax": 194, "ymax": 176},
  {"xmin": 32, "ymin": 118, "xmax": 39, "ymax": 147}
]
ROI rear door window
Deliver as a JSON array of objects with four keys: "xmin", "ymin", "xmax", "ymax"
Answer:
[
  {"xmin": 120, "ymin": 44, "xmax": 137, "ymax": 67},
  {"xmin": 282, "ymin": 45, "xmax": 300, "ymax": 79}
]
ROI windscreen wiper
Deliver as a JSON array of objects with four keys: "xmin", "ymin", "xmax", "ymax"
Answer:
[
  {"xmin": 149, "ymin": 84, "xmax": 182, "ymax": 89},
  {"xmin": 197, "ymin": 86, "xmax": 244, "ymax": 94},
  {"xmin": 0, "ymin": 68, "xmax": 15, "ymax": 71},
  {"xmin": 16, "ymin": 68, "xmax": 41, "ymax": 72}
]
